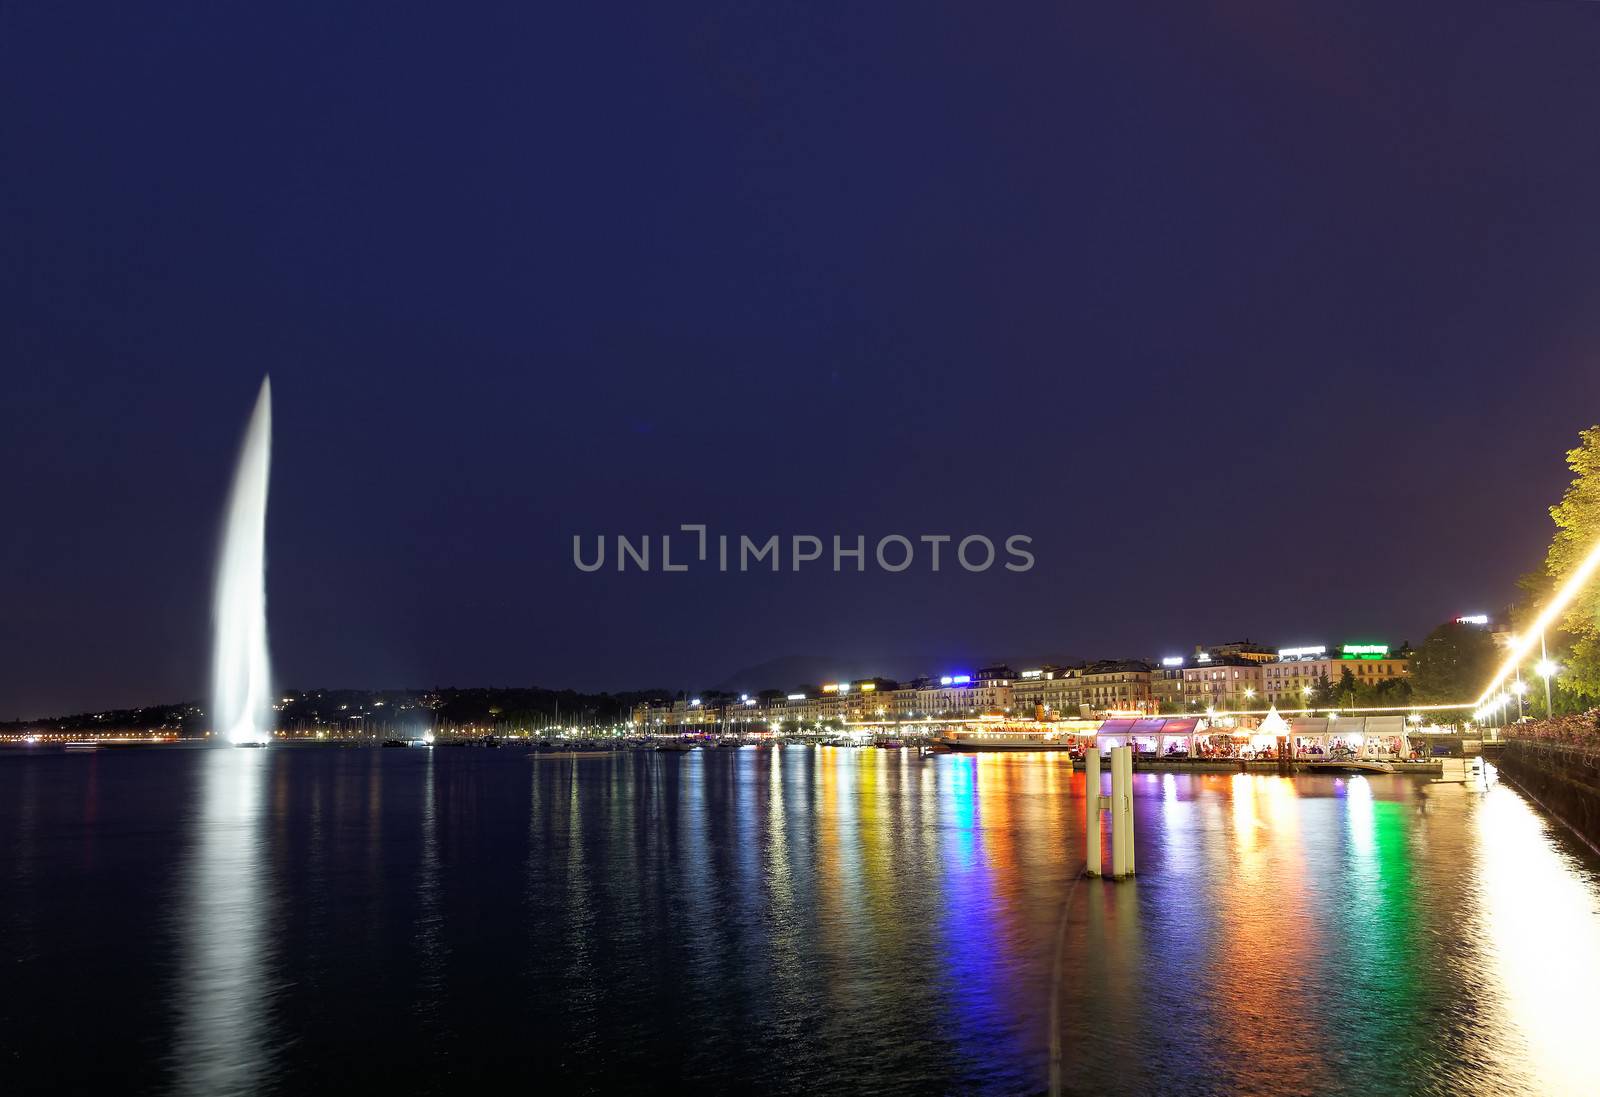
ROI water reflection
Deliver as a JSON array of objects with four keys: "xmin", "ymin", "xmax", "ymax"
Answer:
[
  {"xmin": 172, "ymin": 747, "xmax": 273, "ymax": 1097},
  {"xmin": 5, "ymin": 747, "xmax": 1599, "ymax": 1095},
  {"xmin": 415, "ymin": 747, "xmax": 445, "ymax": 1022},
  {"xmin": 1475, "ymin": 784, "xmax": 1600, "ymax": 1095}
]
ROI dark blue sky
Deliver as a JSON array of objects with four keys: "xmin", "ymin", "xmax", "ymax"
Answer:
[{"xmin": 5, "ymin": 3, "xmax": 1600, "ymax": 717}]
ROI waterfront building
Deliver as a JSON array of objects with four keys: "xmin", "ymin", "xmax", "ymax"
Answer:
[
  {"xmin": 913, "ymin": 671, "xmax": 1013, "ymax": 718},
  {"xmin": 1149, "ymin": 658, "xmax": 1186, "ymax": 712},
  {"xmin": 635, "ymin": 637, "xmax": 1408, "ymax": 731},
  {"xmin": 776, "ymin": 689, "xmax": 823, "ymax": 727},
  {"xmin": 1012, "ymin": 665, "xmax": 1084, "ymax": 719},
  {"xmin": 889, "ymin": 679, "xmax": 926, "ymax": 719},
  {"xmin": 1079, "ymin": 659, "xmax": 1154, "ymax": 715},
  {"xmin": 1263, "ymin": 643, "xmax": 1410, "ymax": 706},
  {"xmin": 1197, "ymin": 639, "xmax": 1277, "ymax": 664},
  {"xmin": 824, "ymin": 678, "xmax": 898, "ymax": 723},
  {"xmin": 1182, "ymin": 657, "xmax": 1267, "ymax": 711}
]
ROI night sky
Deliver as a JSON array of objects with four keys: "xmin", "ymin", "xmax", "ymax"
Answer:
[{"xmin": 5, "ymin": 4, "xmax": 1600, "ymax": 718}]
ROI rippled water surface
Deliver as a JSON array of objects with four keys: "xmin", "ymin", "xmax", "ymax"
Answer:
[{"xmin": 3, "ymin": 745, "xmax": 1599, "ymax": 1095}]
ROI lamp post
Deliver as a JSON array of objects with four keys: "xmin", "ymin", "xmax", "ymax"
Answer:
[{"xmin": 1536, "ymin": 637, "xmax": 1557, "ymax": 720}]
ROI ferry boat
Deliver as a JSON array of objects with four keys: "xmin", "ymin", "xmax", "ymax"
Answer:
[{"xmin": 933, "ymin": 727, "xmax": 1079, "ymax": 753}]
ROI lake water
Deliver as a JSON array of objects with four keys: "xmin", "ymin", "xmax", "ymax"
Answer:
[{"xmin": 3, "ymin": 745, "xmax": 1599, "ymax": 1095}]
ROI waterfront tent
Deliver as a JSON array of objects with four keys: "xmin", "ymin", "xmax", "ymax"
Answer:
[
  {"xmin": 1095, "ymin": 719, "xmax": 1137, "ymax": 753},
  {"xmin": 1290, "ymin": 717, "xmax": 1330, "ymax": 757},
  {"xmin": 1157, "ymin": 718, "xmax": 1198, "ymax": 757},
  {"xmin": 1090, "ymin": 716, "xmax": 1202, "ymax": 756},
  {"xmin": 1325, "ymin": 716, "xmax": 1366, "ymax": 754},
  {"xmin": 1130, "ymin": 718, "xmax": 1166, "ymax": 754},
  {"xmin": 1252, "ymin": 707, "xmax": 1289, "ymax": 752},
  {"xmin": 1359, "ymin": 715, "xmax": 1407, "ymax": 758}
]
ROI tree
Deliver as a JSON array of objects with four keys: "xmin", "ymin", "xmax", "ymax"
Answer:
[
  {"xmin": 1374, "ymin": 677, "xmax": 1413, "ymax": 706},
  {"xmin": 1309, "ymin": 671, "xmax": 1336, "ymax": 707},
  {"xmin": 1525, "ymin": 426, "xmax": 1600, "ymax": 700},
  {"xmin": 1409, "ymin": 621, "xmax": 1498, "ymax": 703},
  {"xmin": 1333, "ymin": 667, "xmax": 1359, "ymax": 709}
]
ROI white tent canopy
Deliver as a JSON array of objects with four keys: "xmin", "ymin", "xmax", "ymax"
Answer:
[{"xmin": 1289, "ymin": 714, "xmax": 1409, "ymax": 758}]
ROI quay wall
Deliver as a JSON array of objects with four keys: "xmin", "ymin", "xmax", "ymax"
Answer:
[{"xmin": 1496, "ymin": 741, "xmax": 1600, "ymax": 853}]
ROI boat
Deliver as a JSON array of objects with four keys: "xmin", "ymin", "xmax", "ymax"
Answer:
[
  {"xmin": 234, "ymin": 741, "xmax": 268, "ymax": 749},
  {"xmin": 933, "ymin": 727, "xmax": 1078, "ymax": 752},
  {"xmin": 64, "ymin": 740, "xmax": 100, "ymax": 753},
  {"xmin": 1302, "ymin": 757, "xmax": 1396, "ymax": 775},
  {"xmin": 655, "ymin": 740, "xmax": 699, "ymax": 752},
  {"xmin": 1301, "ymin": 748, "xmax": 1395, "ymax": 774}
]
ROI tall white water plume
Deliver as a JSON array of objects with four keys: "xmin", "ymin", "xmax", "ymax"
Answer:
[{"xmin": 212, "ymin": 378, "xmax": 273, "ymax": 745}]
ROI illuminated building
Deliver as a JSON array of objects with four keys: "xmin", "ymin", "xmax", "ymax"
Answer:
[
  {"xmin": 1197, "ymin": 639, "xmax": 1277, "ymax": 664},
  {"xmin": 1011, "ymin": 665, "xmax": 1083, "ymax": 719},
  {"xmin": 1182, "ymin": 657, "xmax": 1266, "ymax": 711},
  {"xmin": 1079, "ymin": 660, "xmax": 1154, "ymax": 715},
  {"xmin": 1263, "ymin": 642, "xmax": 1410, "ymax": 706},
  {"xmin": 912, "ymin": 671, "xmax": 1013, "ymax": 718},
  {"xmin": 1148, "ymin": 659, "xmax": 1186, "ymax": 712}
]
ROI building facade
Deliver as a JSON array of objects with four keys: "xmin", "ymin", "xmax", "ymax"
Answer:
[
  {"xmin": 1262, "ymin": 644, "xmax": 1410, "ymax": 707},
  {"xmin": 1182, "ymin": 658, "xmax": 1267, "ymax": 711},
  {"xmin": 1079, "ymin": 660, "xmax": 1154, "ymax": 715}
]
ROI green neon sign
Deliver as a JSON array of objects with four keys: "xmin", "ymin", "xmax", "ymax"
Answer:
[{"xmin": 1341, "ymin": 644, "xmax": 1388, "ymax": 659}]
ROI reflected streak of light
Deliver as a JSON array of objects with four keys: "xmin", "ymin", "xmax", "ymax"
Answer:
[
  {"xmin": 767, "ymin": 745, "xmax": 791, "ymax": 905},
  {"xmin": 415, "ymin": 748, "xmax": 445, "ymax": 1015},
  {"xmin": 173, "ymin": 748, "xmax": 272, "ymax": 1097},
  {"xmin": 562, "ymin": 757, "xmax": 598, "ymax": 1046},
  {"xmin": 1230, "ymin": 773, "xmax": 1259, "ymax": 855},
  {"xmin": 1347, "ymin": 777, "xmax": 1375, "ymax": 862},
  {"xmin": 1475, "ymin": 786, "xmax": 1600, "ymax": 1094}
]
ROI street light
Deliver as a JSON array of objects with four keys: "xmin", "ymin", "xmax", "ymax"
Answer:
[{"xmin": 1536, "ymin": 653, "xmax": 1558, "ymax": 718}]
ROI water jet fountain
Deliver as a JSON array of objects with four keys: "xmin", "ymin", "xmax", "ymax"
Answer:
[{"xmin": 212, "ymin": 378, "xmax": 273, "ymax": 746}]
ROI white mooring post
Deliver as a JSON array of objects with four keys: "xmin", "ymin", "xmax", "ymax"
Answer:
[
  {"xmin": 1108, "ymin": 746, "xmax": 1137, "ymax": 879},
  {"xmin": 1120, "ymin": 745, "xmax": 1135, "ymax": 876},
  {"xmin": 1085, "ymin": 747, "xmax": 1102, "ymax": 877},
  {"xmin": 1086, "ymin": 745, "xmax": 1137, "ymax": 880},
  {"xmin": 1110, "ymin": 746, "xmax": 1127, "ymax": 878}
]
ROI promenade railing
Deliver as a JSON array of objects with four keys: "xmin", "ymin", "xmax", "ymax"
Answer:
[{"xmin": 1504, "ymin": 711, "xmax": 1600, "ymax": 770}]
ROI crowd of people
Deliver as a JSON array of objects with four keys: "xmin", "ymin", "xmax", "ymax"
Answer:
[{"xmin": 1507, "ymin": 709, "xmax": 1600, "ymax": 754}]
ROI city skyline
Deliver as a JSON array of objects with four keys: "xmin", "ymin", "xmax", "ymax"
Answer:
[{"xmin": 5, "ymin": 629, "xmax": 1438, "ymax": 729}]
